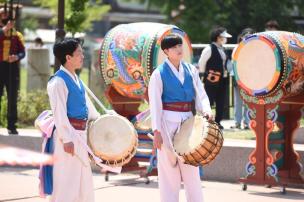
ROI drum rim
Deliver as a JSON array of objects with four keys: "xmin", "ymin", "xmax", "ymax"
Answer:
[
  {"xmin": 182, "ymin": 128, "xmax": 224, "ymax": 166},
  {"xmin": 152, "ymin": 26, "xmax": 193, "ymax": 71},
  {"xmin": 233, "ymin": 33, "xmax": 287, "ymax": 97},
  {"xmin": 173, "ymin": 116, "xmax": 224, "ymax": 166}
]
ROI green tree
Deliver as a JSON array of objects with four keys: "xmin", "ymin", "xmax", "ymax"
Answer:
[
  {"xmin": 34, "ymin": 0, "xmax": 110, "ymax": 35},
  {"xmin": 134, "ymin": 0, "xmax": 304, "ymax": 43}
]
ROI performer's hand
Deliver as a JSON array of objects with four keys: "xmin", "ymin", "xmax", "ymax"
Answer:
[
  {"xmin": 8, "ymin": 55, "xmax": 18, "ymax": 63},
  {"xmin": 203, "ymin": 112, "xmax": 214, "ymax": 121},
  {"xmin": 63, "ymin": 142, "xmax": 74, "ymax": 156},
  {"xmin": 3, "ymin": 20, "xmax": 14, "ymax": 33},
  {"xmin": 153, "ymin": 130, "xmax": 163, "ymax": 150}
]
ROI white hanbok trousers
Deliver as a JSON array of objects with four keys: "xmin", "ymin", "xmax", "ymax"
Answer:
[
  {"xmin": 50, "ymin": 130, "xmax": 94, "ymax": 202},
  {"xmin": 157, "ymin": 120, "xmax": 203, "ymax": 202}
]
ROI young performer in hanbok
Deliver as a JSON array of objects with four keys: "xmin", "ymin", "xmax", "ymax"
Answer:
[
  {"xmin": 148, "ymin": 34, "xmax": 213, "ymax": 202},
  {"xmin": 47, "ymin": 38, "xmax": 99, "ymax": 202}
]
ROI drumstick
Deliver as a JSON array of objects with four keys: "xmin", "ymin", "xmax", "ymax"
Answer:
[
  {"xmin": 82, "ymin": 83, "xmax": 115, "ymax": 115},
  {"xmin": 147, "ymin": 133, "xmax": 154, "ymax": 140}
]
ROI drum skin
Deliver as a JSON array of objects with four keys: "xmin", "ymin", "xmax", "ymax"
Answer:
[
  {"xmin": 173, "ymin": 116, "xmax": 224, "ymax": 166},
  {"xmin": 100, "ymin": 22, "xmax": 193, "ymax": 99},
  {"xmin": 88, "ymin": 114, "xmax": 138, "ymax": 167},
  {"xmin": 232, "ymin": 31, "xmax": 304, "ymax": 98}
]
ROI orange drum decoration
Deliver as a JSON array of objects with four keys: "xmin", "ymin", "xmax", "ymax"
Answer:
[
  {"xmin": 100, "ymin": 23, "xmax": 193, "ymax": 117},
  {"xmin": 232, "ymin": 31, "xmax": 304, "ymax": 193}
]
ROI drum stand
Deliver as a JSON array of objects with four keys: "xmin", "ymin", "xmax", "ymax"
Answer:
[
  {"xmin": 104, "ymin": 86, "xmax": 157, "ymax": 183},
  {"xmin": 239, "ymin": 89, "xmax": 304, "ymax": 194}
]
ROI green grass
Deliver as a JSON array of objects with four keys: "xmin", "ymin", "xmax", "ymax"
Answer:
[
  {"xmin": 79, "ymin": 68, "xmax": 89, "ymax": 86},
  {"xmin": 20, "ymin": 67, "xmax": 27, "ymax": 94}
]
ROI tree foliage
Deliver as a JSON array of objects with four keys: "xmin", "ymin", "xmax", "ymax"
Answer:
[
  {"xmin": 137, "ymin": 0, "xmax": 304, "ymax": 43},
  {"xmin": 34, "ymin": 0, "xmax": 110, "ymax": 35}
]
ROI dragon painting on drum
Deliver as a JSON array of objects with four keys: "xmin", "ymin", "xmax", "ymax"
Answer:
[
  {"xmin": 104, "ymin": 29, "xmax": 148, "ymax": 99},
  {"xmin": 282, "ymin": 33, "xmax": 304, "ymax": 96}
]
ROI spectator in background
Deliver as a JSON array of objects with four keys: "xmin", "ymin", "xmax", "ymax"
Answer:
[
  {"xmin": 0, "ymin": 12, "xmax": 25, "ymax": 135},
  {"xmin": 198, "ymin": 27, "xmax": 232, "ymax": 129},
  {"xmin": 32, "ymin": 37, "xmax": 44, "ymax": 48},
  {"xmin": 265, "ymin": 20, "xmax": 279, "ymax": 31},
  {"xmin": 228, "ymin": 28, "xmax": 255, "ymax": 130}
]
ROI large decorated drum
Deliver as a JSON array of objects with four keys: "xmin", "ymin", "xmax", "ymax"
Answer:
[
  {"xmin": 232, "ymin": 31, "xmax": 304, "ymax": 98},
  {"xmin": 100, "ymin": 22, "xmax": 193, "ymax": 99}
]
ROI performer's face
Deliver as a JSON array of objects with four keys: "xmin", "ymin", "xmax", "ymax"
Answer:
[
  {"xmin": 164, "ymin": 44, "xmax": 183, "ymax": 62},
  {"xmin": 67, "ymin": 45, "xmax": 84, "ymax": 70}
]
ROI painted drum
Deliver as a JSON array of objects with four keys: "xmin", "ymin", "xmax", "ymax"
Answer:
[
  {"xmin": 232, "ymin": 31, "xmax": 304, "ymax": 98},
  {"xmin": 100, "ymin": 22, "xmax": 193, "ymax": 99}
]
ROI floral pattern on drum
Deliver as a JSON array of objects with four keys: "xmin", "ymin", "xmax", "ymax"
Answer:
[{"xmin": 103, "ymin": 28, "xmax": 150, "ymax": 98}]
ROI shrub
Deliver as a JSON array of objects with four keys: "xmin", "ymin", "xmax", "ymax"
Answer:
[
  {"xmin": 0, "ymin": 92, "xmax": 8, "ymax": 127},
  {"xmin": 17, "ymin": 90, "xmax": 50, "ymax": 126}
]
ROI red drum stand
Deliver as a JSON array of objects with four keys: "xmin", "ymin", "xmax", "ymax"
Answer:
[
  {"xmin": 104, "ymin": 86, "xmax": 157, "ymax": 183},
  {"xmin": 239, "ymin": 89, "xmax": 304, "ymax": 194}
]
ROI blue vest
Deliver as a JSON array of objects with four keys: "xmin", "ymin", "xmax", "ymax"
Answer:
[
  {"xmin": 159, "ymin": 62, "xmax": 195, "ymax": 103},
  {"xmin": 52, "ymin": 70, "xmax": 88, "ymax": 120}
]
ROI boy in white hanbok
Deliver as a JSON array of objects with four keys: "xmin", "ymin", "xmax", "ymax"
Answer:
[
  {"xmin": 149, "ymin": 34, "xmax": 213, "ymax": 202},
  {"xmin": 47, "ymin": 38, "xmax": 100, "ymax": 202}
]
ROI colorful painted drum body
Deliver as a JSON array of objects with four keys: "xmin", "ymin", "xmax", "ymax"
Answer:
[
  {"xmin": 100, "ymin": 22, "xmax": 193, "ymax": 99},
  {"xmin": 232, "ymin": 31, "xmax": 304, "ymax": 98}
]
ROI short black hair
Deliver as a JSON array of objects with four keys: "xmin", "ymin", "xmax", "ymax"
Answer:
[
  {"xmin": 161, "ymin": 34, "xmax": 183, "ymax": 50},
  {"xmin": 53, "ymin": 38, "xmax": 81, "ymax": 65},
  {"xmin": 34, "ymin": 37, "xmax": 43, "ymax": 45},
  {"xmin": 210, "ymin": 27, "xmax": 226, "ymax": 42},
  {"xmin": 265, "ymin": 20, "xmax": 279, "ymax": 30},
  {"xmin": 238, "ymin": 28, "xmax": 255, "ymax": 43}
]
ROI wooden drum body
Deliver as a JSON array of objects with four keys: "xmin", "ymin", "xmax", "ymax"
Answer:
[{"xmin": 173, "ymin": 116, "xmax": 224, "ymax": 166}]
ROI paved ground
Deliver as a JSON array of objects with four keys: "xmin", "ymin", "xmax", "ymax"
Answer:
[
  {"xmin": 0, "ymin": 120, "xmax": 303, "ymax": 201},
  {"xmin": 0, "ymin": 167, "xmax": 303, "ymax": 202}
]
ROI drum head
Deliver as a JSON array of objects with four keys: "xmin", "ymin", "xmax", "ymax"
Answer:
[
  {"xmin": 233, "ymin": 34, "xmax": 283, "ymax": 96},
  {"xmin": 173, "ymin": 116, "xmax": 209, "ymax": 154},
  {"xmin": 88, "ymin": 114, "xmax": 137, "ymax": 161}
]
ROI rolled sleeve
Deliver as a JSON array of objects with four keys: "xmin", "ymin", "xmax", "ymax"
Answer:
[{"xmin": 47, "ymin": 78, "xmax": 74, "ymax": 143}]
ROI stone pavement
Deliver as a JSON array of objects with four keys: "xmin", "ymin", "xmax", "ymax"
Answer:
[{"xmin": 0, "ymin": 167, "xmax": 303, "ymax": 202}]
